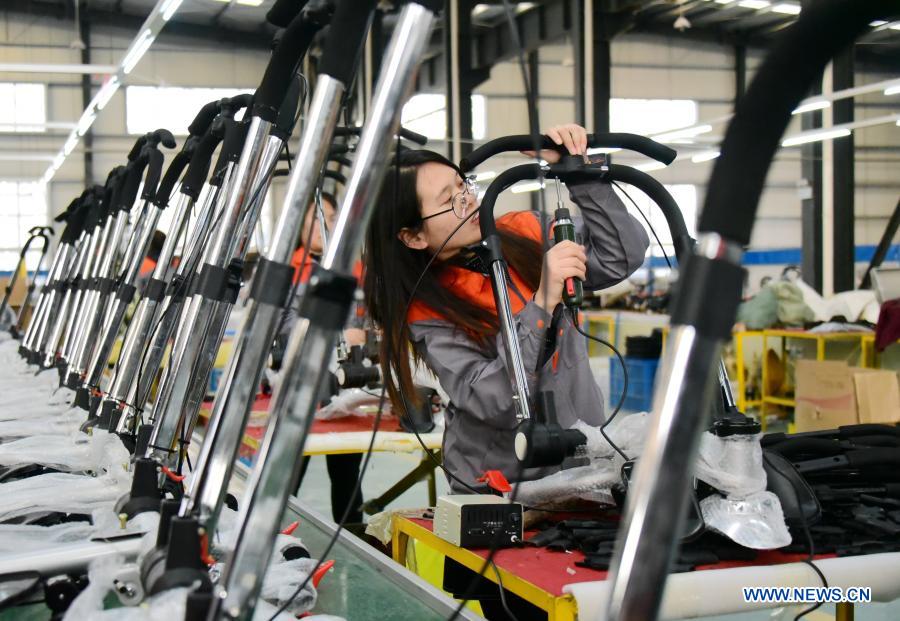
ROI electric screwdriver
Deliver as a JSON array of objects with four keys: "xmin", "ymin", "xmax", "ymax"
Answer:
[{"xmin": 552, "ymin": 207, "xmax": 583, "ymax": 308}]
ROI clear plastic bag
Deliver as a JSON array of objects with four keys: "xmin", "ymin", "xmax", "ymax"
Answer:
[
  {"xmin": 0, "ymin": 469, "xmax": 130, "ymax": 523},
  {"xmin": 572, "ymin": 412, "xmax": 649, "ymax": 460},
  {"xmin": 0, "ymin": 428, "xmax": 129, "ymax": 472},
  {"xmin": 0, "ymin": 410, "xmax": 87, "ymax": 442},
  {"xmin": 517, "ymin": 463, "xmax": 620, "ymax": 507},
  {"xmin": 700, "ymin": 490, "xmax": 792, "ymax": 549},
  {"xmin": 259, "ymin": 557, "xmax": 321, "ymax": 615},
  {"xmin": 695, "ymin": 432, "xmax": 767, "ymax": 499},
  {"xmin": 316, "ymin": 388, "xmax": 385, "ymax": 420}
]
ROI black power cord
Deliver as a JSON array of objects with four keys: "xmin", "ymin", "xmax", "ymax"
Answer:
[
  {"xmin": 489, "ymin": 559, "xmax": 520, "ymax": 621},
  {"xmin": 611, "ymin": 180, "xmax": 673, "ymax": 270}
]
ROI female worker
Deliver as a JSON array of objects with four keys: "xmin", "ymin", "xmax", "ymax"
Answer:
[{"xmin": 363, "ymin": 124, "xmax": 649, "ymax": 493}]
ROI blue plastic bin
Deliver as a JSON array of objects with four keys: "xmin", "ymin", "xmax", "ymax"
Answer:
[{"xmin": 609, "ymin": 356, "xmax": 659, "ymax": 412}]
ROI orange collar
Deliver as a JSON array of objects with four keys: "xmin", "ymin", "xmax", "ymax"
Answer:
[{"xmin": 408, "ymin": 211, "xmax": 542, "ymax": 324}]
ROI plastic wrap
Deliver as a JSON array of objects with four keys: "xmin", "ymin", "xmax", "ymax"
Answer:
[
  {"xmin": 0, "ymin": 409, "xmax": 87, "ymax": 441},
  {"xmin": 0, "ymin": 521, "xmax": 96, "ymax": 554},
  {"xmin": 516, "ymin": 464, "xmax": 620, "ymax": 508},
  {"xmin": 0, "ymin": 469, "xmax": 130, "ymax": 523},
  {"xmin": 62, "ymin": 553, "xmax": 128, "ymax": 620},
  {"xmin": 0, "ymin": 428, "xmax": 129, "ymax": 472},
  {"xmin": 365, "ymin": 509, "xmax": 432, "ymax": 546},
  {"xmin": 316, "ymin": 388, "xmax": 385, "ymax": 420},
  {"xmin": 572, "ymin": 412, "xmax": 649, "ymax": 460},
  {"xmin": 700, "ymin": 491, "xmax": 792, "ymax": 549},
  {"xmin": 259, "ymin": 557, "xmax": 321, "ymax": 615},
  {"xmin": 695, "ymin": 431, "xmax": 767, "ymax": 499}
]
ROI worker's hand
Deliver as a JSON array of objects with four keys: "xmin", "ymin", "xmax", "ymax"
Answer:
[
  {"xmin": 343, "ymin": 328, "xmax": 366, "ymax": 347},
  {"xmin": 534, "ymin": 240, "xmax": 587, "ymax": 313},
  {"xmin": 521, "ymin": 124, "xmax": 589, "ymax": 164}
]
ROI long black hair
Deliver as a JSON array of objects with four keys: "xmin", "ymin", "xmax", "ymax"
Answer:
[{"xmin": 363, "ymin": 149, "xmax": 542, "ymax": 415}]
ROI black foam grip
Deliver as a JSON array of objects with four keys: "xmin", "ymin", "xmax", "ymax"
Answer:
[
  {"xmin": 142, "ymin": 277, "xmax": 167, "ymax": 302},
  {"xmin": 669, "ymin": 254, "xmax": 744, "ymax": 340},
  {"xmin": 149, "ymin": 128, "xmax": 177, "ymax": 149},
  {"xmin": 253, "ymin": 15, "xmax": 323, "ymax": 122},
  {"xmin": 154, "ymin": 150, "xmax": 192, "ymax": 207},
  {"xmin": 213, "ymin": 119, "xmax": 249, "ymax": 178},
  {"xmin": 460, "ymin": 133, "xmax": 677, "ymax": 172},
  {"xmin": 699, "ymin": 0, "xmax": 898, "ymax": 246},
  {"xmin": 187, "ymin": 100, "xmax": 221, "ymax": 137},
  {"xmin": 249, "ymin": 258, "xmax": 295, "ymax": 308},
  {"xmin": 119, "ymin": 162, "xmax": 146, "ymax": 211},
  {"xmin": 478, "ymin": 164, "xmax": 542, "ymax": 242},
  {"xmin": 222, "ymin": 93, "xmax": 253, "ymax": 118},
  {"xmin": 181, "ymin": 129, "xmax": 223, "ymax": 200},
  {"xmin": 267, "ymin": 0, "xmax": 308, "ymax": 28},
  {"xmin": 140, "ymin": 149, "xmax": 165, "ymax": 201},
  {"xmin": 318, "ymin": 0, "xmax": 376, "ymax": 85},
  {"xmin": 567, "ymin": 165, "xmax": 692, "ymax": 264},
  {"xmin": 272, "ymin": 75, "xmax": 303, "ymax": 140},
  {"xmin": 127, "ymin": 135, "xmax": 148, "ymax": 162}
]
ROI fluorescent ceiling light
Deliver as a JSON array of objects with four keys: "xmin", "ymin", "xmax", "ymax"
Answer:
[
  {"xmin": 51, "ymin": 153, "xmax": 65, "ymax": 171},
  {"xmin": 472, "ymin": 4, "xmax": 491, "ymax": 17},
  {"xmin": 63, "ymin": 135, "xmax": 78, "ymax": 156},
  {"xmin": 635, "ymin": 161, "xmax": 667, "ymax": 172},
  {"xmin": 886, "ymin": 85, "xmax": 900, "ymax": 96},
  {"xmin": 511, "ymin": 181, "xmax": 545, "ymax": 194},
  {"xmin": 715, "ymin": 0, "xmax": 735, "ymax": 4},
  {"xmin": 870, "ymin": 20, "xmax": 888, "ymax": 27},
  {"xmin": 652, "ymin": 124, "xmax": 712, "ymax": 143},
  {"xmin": 890, "ymin": 22, "xmax": 900, "ymax": 31},
  {"xmin": 122, "ymin": 29, "xmax": 155, "ymax": 74},
  {"xmin": 160, "ymin": 0, "xmax": 183, "ymax": 20},
  {"xmin": 212, "ymin": 0, "xmax": 264, "ymax": 4},
  {"xmin": 95, "ymin": 77, "xmax": 120, "ymax": 110},
  {"xmin": 516, "ymin": 2, "xmax": 537, "ymax": 12},
  {"xmin": 76, "ymin": 112, "xmax": 97, "ymax": 136},
  {"xmin": 737, "ymin": 0, "xmax": 769, "ymax": 9},
  {"xmin": 792, "ymin": 99, "xmax": 830, "ymax": 115},
  {"xmin": 691, "ymin": 150, "xmax": 720, "ymax": 163},
  {"xmin": 474, "ymin": 171, "xmax": 497, "ymax": 182},
  {"xmin": 782, "ymin": 127, "xmax": 851, "ymax": 147},
  {"xmin": 771, "ymin": 2, "xmax": 801, "ymax": 14}
]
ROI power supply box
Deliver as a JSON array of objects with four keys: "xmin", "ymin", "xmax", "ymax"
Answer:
[{"xmin": 433, "ymin": 495, "xmax": 523, "ymax": 548}]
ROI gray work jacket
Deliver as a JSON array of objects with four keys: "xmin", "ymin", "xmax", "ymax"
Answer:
[{"xmin": 409, "ymin": 179, "xmax": 650, "ymax": 492}]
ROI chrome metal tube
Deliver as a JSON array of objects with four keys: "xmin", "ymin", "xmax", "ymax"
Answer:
[
  {"xmin": 144, "ymin": 120, "xmax": 276, "ymax": 463},
  {"xmin": 23, "ymin": 241, "xmax": 72, "ymax": 352},
  {"xmin": 85, "ymin": 204, "xmax": 165, "ymax": 389},
  {"xmin": 183, "ymin": 76, "xmax": 346, "ymax": 531},
  {"xmin": 67, "ymin": 209, "xmax": 130, "ymax": 372},
  {"xmin": 58, "ymin": 221, "xmax": 108, "ymax": 363},
  {"xmin": 36, "ymin": 238, "xmax": 87, "ymax": 361},
  {"xmin": 146, "ymin": 132, "xmax": 284, "ymax": 464},
  {"xmin": 71, "ymin": 204, "xmax": 148, "ymax": 378},
  {"xmin": 489, "ymin": 261, "xmax": 532, "ymax": 421},
  {"xmin": 604, "ymin": 234, "xmax": 743, "ymax": 621},
  {"xmin": 213, "ymin": 6, "xmax": 436, "ymax": 618},
  {"xmin": 104, "ymin": 192, "xmax": 195, "ymax": 403}
]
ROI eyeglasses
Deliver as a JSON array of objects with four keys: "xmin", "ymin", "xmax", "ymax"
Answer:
[{"xmin": 421, "ymin": 176, "xmax": 480, "ymax": 222}]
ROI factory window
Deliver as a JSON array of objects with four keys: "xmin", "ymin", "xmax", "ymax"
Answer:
[
  {"xmin": 0, "ymin": 83, "xmax": 46, "ymax": 133},
  {"xmin": 610, "ymin": 98, "xmax": 698, "ymax": 138},
  {"xmin": 615, "ymin": 183, "xmax": 697, "ymax": 260},
  {"xmin": 125, "ymin": 86, "xmax": 252, "ymax": 135},
  {"xmin": 0, "ymin": 181, "xmax": 48, "ymax": 271},
  {"xmin": 401, "ymin": 94, "xmax": 487, "ymax": 141}
]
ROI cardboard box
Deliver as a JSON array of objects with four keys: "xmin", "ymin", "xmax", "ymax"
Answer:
[{"xmin": 794, "ymin": 360, "xmax": 900, "ymax": 432}]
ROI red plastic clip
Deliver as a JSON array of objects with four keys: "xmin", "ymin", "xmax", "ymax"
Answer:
[
  {"xmin": 281, "ymin": 521, "xmax": 300, "ymax": 536},
  {"xmin": 477, "ymin": 470, "xmax": 512, "ymax": 494},
  {"xmin": 160, "ymin": 466, "xmax": 185, "ymax": 483},
  {"xmin": 312, "ymin": 560, "xmax": 335, "ymax": 588},
  {"xmin": 199, "ymin": 531, "xmax": 216, "ymax": 567}
]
